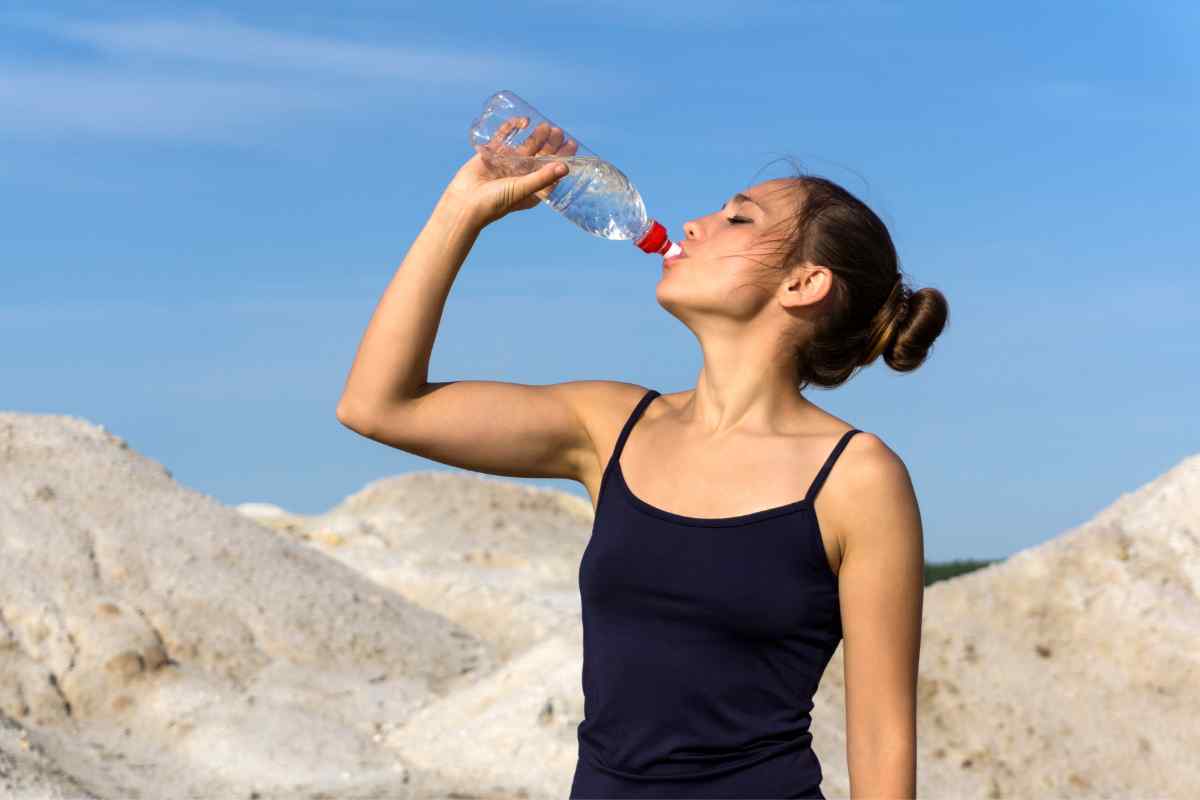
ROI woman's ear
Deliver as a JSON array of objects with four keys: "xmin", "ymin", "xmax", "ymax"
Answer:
[{"xmin": 780, "ymin": 263, "xmax": 832, "ymax": 308}]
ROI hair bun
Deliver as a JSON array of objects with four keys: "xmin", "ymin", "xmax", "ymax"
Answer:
[{"xmin": 883, "ymin": 286, "xmax": 950, "ymax": 372}]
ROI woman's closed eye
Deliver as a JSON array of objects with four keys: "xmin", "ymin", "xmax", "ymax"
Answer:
[{"xmin": 726, "ymin": 216, "xmax": 751, "ymax": 224}]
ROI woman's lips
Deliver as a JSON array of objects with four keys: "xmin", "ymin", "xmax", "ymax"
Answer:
[{"xmin": 663, "ymin": 253, "xmax": 687, "ymax": 267}]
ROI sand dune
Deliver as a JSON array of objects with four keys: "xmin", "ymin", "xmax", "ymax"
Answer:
[{"xmin": 1, "ymin": 411, "xmax": 1196, "ymax": 798}]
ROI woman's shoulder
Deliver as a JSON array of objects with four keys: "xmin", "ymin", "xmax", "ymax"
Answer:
[
  {"xmin": 823, "ymin": 426, "xmax": 904, "ymax": 493},
  {"xmin": 820, "ymin": 428, "xmax": 915, "ymax": 544}
]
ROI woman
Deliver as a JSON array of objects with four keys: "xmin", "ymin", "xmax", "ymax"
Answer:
[{"xmin": 337, "ymin": 120, "xmax": 948, "ymax": 799}]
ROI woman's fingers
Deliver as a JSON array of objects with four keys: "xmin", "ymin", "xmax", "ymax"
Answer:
[
  {"xmin": 494, "ymin": 117, "xmax": 575, "ymax": 159},
  {"xmin": 544, "ymin": 126, "xmax": 565, "ymax": 153},
  {"xmin": 489, "ymin": 117, "xmax": 520, "ymax": 151},
  {"xmin": 518, "ymin": 121, "xmax": 549, "ymax": 154},
  {"xmin": 479, "ymin": 118, "xmax": 576, "ymax": 194},
  {"xmin": 511, "ymin": 118, "xmax": 534, "ymax": 153}
]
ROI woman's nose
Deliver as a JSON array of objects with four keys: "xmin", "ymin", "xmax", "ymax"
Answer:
[{"xmin": 683, "ymin": 220, "xmax": 697, "ymax": 239}]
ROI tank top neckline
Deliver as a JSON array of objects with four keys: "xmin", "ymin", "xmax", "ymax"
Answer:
[
  {"xmin": 606, "ymin": 389, "xmax": 863, "ymax": 529},
  {"xmin": 612, "ymin": 459, "xmax": 812, "ymax": 528}
]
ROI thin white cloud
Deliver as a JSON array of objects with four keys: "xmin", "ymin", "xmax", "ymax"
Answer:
[
  {"xmin": 1033, "ymin": 79, "xmax": 1104, "ymax": 102},
  {"xmin": 518, "ymin": 0, "xmax": 902, "ymax": 25},
  {"xmin": 0, "ymin": 13, "xmax": 602, "ymax": 142},
  {"xmin": 0, "ymin": 66, "xmax": 349, "ymax": 142},
  {"xmin": 48, "ymin": 15, "xmax": 540, "ymax": 81},
  {"xmin": 1016, "ymin": 78, "xmax": 1194, "ymax": 124}
]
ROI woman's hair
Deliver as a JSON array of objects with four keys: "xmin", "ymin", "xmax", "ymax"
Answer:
[{"xmin": 747, "ymin": 165, "xmax": 950, "ymax": 391}]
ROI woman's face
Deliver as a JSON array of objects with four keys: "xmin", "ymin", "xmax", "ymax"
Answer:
[{"xmin": 656, "ymin": 178, "xmax": 800, "ymax": 321}]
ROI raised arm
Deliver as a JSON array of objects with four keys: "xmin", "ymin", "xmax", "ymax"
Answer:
[{"xmin": 336, "ymin": 122, "xmax": 624, "ymax": 482}]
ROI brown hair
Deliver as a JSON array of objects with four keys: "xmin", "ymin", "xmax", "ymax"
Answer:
[{"xmin": 746, "ymin": 166, "xmax": 950, "ymax": 391}]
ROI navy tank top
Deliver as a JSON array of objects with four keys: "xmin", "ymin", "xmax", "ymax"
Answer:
[{"xmin": 570, "ymin": 389, "xmax": 860, "ymax": 800}]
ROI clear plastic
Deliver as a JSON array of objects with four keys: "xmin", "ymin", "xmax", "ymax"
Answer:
[{"xmin": 468, "ymin": 90, "xmax": 681, "ymax": 257}]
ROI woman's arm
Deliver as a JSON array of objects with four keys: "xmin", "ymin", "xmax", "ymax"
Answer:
[
  {"xmin": 832, "ymin": 434, "xmax": 924, "ymax": 799},
  {"xmin": 336, "ymin": 122, "xmax": 613, "ymax": 482},
  {"xmin": 337, "ymin": 120, "xmax": 573, "ymax": 420},
  {"xmin": 335, "ymin": 197, "xmax": 483, "ymax": 420}
]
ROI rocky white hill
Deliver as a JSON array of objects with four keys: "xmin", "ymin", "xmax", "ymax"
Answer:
[{"xmin": 1, "ymin": 411, "xmax": 1196, "ymax": 798}]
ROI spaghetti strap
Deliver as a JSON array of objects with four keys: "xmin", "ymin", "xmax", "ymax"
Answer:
[
  {"xmin": 610, "ymin": 388, "xmax": 660, "ymax": 466},
  {"xmin": 803, "ymin": 429, "xmax": 862, "ymax": 505}
]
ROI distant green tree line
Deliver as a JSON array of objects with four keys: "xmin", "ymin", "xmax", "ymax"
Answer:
[{"xmin": 924, "ymin": 558, "xmax": 1004, "ymax": 586}]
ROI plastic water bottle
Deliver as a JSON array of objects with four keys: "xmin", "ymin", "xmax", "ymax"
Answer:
[{"xmin": 468, "ymin": 90, "xmax": 682, "ymax": 259}]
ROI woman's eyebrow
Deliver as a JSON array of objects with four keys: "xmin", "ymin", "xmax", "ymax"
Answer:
[{"xmin": 723, "ymin": 193, "xmax": 764, "ymax": 210}]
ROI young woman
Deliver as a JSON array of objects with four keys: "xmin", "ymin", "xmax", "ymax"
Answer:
[{"xmin": 338, "ymin": 120, "xmax": 948, "ymax": 799}]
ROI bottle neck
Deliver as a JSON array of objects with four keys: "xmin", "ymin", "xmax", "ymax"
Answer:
[{"xmin": 634, "ymin": 219, "xmax": 672, "ymax": 254}]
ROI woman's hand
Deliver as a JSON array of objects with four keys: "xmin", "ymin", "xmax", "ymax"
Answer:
[{"xmin": 440, "ymin": 117, "xmax": 580, "ymax": 229}]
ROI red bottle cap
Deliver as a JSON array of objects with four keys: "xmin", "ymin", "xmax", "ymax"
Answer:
[{"xmin": 634, "ymin": 220, "xmax": 672, "ymax": 255}]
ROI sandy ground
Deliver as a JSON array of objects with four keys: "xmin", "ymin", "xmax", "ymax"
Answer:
[{"xmin": 1, "ymin": 410, "xmax": 1197, "ymax": 798}]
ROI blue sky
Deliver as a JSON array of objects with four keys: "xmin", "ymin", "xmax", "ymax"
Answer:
[{"xmin": 2, "ymin": 2, "xmax": 1196, "ymax": 562}]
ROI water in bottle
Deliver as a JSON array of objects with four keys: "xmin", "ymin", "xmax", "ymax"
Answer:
[{"xmin": 468, "ymin": 90, "xmax": 681, "ymax": 259}]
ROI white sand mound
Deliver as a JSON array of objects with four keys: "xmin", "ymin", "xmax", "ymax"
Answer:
[
  {"xmin": 275, "ymin": 471, "xmax": 598, "ymax": 662},
  {"xmin": 808, "ymin": 452, "xmax": 1200, "ymax": 799},
  {"xmin": 0, "ymin": 711, "xmax": 100, "ymax": 799},
  {"xmin": 2, "ymin": 409, "xmax": 1198, "ymax": 799},
  {"xmin": 0, "ymin": 412, "xmax": 495, "ymax": 798},
  {"xmin": 384, "ymin": 618, "xmax": 585, "ymax": 800}
]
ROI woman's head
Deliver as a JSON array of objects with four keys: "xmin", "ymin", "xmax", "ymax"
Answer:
[{"xmin": 657, "ymin": 166, "xmax": 949, "ymax": 391}]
